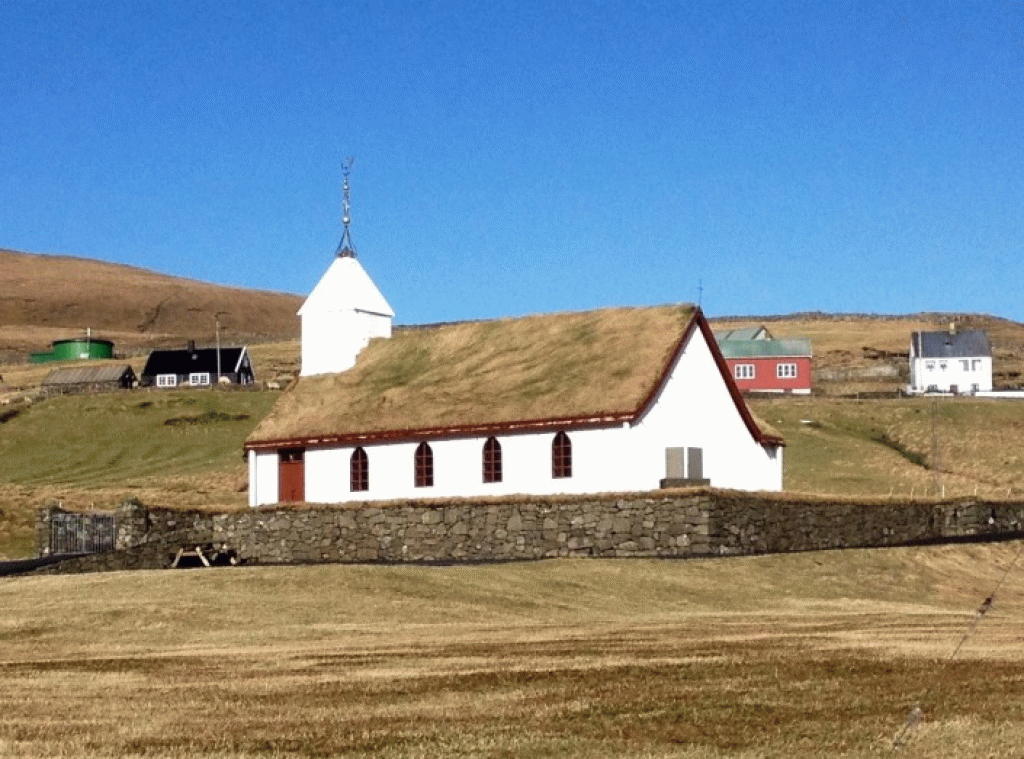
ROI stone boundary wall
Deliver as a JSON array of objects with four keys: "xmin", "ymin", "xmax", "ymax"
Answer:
[{"xmin": 29, "ymin": 492, "xmax": 1024, "ymax": 575}]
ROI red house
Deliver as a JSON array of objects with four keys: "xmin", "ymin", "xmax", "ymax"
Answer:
[{"xmin": 715, "ymin": 327, "xmax": 812, "ymax": 394}]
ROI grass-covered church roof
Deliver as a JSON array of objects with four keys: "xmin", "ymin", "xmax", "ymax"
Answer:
[{"xmin": 247, "ymin": 304, "xmax": 780, "ymax": 448}]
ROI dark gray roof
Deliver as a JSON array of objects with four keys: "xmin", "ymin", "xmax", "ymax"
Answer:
[
  {"xmin": 142, "ymin": 347, "xmax": 249, "ymax": 377},
  {"xmin": 42, "ymin": 364, "xmax": 136, "ymax": 385},
  {"xmin": 912, "ymin": 330, "xmax": 991, "ymax": 358}
]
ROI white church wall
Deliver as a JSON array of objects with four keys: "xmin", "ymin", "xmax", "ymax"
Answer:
[
  {"xmin": 300, "ymin": 310, "xmax": 391, "ymax": 376},
  {"xmin": 249, "ymin": 450, "xmax": 279, "ymax": 508}
]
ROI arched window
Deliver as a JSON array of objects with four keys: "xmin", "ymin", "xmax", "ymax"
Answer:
[
  {"xmin": 414, "ymin": 442, "xmax": 433, "ymax": 487},
  {"xmin": 482, "ymin": 437, "xmax": 502, "ymax": 483},
  {"xmin": 350, "ymin": 447, "xmax": 369, "ymax": 492},
  {"xmin": 552, "ymin": 431, "xmax": 572, "ymax": 478}
]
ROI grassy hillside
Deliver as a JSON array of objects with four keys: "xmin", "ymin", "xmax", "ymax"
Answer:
[
  {"xmin": 2, "ymin": 544, "xmax": 1023, "ymax": 757},
  {"xmin": 0, "ymin": 248, "xmax": 302, "ymax": 358},
  {"xmin": 0, "ymin": 389, "xmax": 278, "ymax": 557},
  {"xmin": 751, "ymin": 396, "xmax": 1024, "ymax": 499}
]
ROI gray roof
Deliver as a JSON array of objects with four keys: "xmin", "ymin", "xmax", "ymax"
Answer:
[
  {"xmin": 912, "ymin": 330, "xmax": 991, "ymax": 359},
  {"xmin": 41, "ymin": 364, "xmax": 136, "ymax": 386},
  {"xmin": 717, "ymin": 338, "xmax": 812, "ymax": 359},
  {"xmin": 714, "ymin": 326, "xmax": 772, "ymax": 341}
]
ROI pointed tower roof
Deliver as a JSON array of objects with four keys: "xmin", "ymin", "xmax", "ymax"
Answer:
[
  {"xmin": 298, "ymin": 159, "xmax": 394, "ymax": 318},
  {"xmin": 298, "ymin": 255, "xmax": 394, "ymax": 317}
]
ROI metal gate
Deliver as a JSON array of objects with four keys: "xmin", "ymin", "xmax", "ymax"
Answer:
[{"xmin": 49, "ymin": 512, "xmax": 116, "ymax": 554}]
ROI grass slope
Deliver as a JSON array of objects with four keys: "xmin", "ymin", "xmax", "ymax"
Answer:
[
  {"xmin": 1, "ymin": 545, "xmax": 1023, "ymax": 757},
  {"xmin": 0, "ymin": 390, "xmax": 278, "ymax": 557},
  {"xmin": 751, "ymin": 396, "xmax": 1024, "ymax": 498}
]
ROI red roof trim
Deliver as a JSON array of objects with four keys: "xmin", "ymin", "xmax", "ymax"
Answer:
[
  {"xmin": 245, "ymin": 412, "xmax": 634, "ymax": 451},
  {"xmin": 693, "ymin": 310, "xmax": 786, "ymax": 446}
]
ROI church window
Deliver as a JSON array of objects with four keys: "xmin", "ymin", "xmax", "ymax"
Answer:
[
  {"xmin": 483, "ymin": 437, "xmax": 502, "ymax": 483},
  {"xmin": 414, "ymin": 442, "xmax": 433, "ymax": 487},
  {"xmin": 350, "ymin": 447, "xmax": 369, "ymax": 492},
  {"xmin": 552, "ymin": 431, "xmax": 572, "ymax": 478}
]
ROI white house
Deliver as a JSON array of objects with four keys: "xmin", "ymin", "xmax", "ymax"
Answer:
[
  {"xmin": 908, "ymin": 328, "xmax": 992, "ymax": 395},
  {"xmin": 245, "ymin": 250, "xmax": 784, "ymax": 506}
]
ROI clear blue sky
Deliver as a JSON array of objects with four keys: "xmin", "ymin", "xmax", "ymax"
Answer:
[{"xmin": 3, "ymin": 1, "xmax": 1023, "ymax": 324}]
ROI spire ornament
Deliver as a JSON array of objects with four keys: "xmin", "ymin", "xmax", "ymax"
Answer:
[{"xmin": 335, "ymin": 157, "xmax": 356, "ymax": 258}]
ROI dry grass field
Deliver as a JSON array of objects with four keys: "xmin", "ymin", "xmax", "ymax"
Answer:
[
  {"xmin": 2, "ymin": 544, "xmax": 1024, "ymax": 758},
  {"xmin": 0, "ymin": 248, "xmax": 301, "ymax": 359}
]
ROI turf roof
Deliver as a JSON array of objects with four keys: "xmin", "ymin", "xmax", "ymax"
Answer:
[{"xmin": 248, "ymin": 305, "xmax": 715, "ymax": 446}]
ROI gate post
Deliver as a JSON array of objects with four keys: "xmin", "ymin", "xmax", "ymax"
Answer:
[{"xmin": 36, "ymin": 500, "xmax": 64, "ymax": 557}]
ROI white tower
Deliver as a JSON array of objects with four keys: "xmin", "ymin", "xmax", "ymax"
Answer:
[{"xmin": 299, "ymin": 161, "xmax": 394, "ymax": 376}]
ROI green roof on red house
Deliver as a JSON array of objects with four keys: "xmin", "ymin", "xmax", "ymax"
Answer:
[{"xmin": 717, "ymin": 338, "xmax": 812, "ymax": 359}]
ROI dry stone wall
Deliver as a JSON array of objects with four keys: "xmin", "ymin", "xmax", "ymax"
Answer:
[{"xmin": 30, "ymin": 492, "xmax": 1024, "ymax": 575}]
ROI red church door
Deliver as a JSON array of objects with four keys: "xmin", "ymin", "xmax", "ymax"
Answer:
[{"xmin": 278, "ymin": 449, "xmax": 305, "ymax": 503}]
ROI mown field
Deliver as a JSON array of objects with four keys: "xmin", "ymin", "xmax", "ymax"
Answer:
[{"xmin": 2, "ymin": 544, "xmax": 1024, "ymax": 758}]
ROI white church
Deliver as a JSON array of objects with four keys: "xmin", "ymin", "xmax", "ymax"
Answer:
[{"xmin": 245, "ymin": 185, "xmax": 785, "ymax": 506}]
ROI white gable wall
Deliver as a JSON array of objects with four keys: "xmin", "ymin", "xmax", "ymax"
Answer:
[
  {"xmin": 630, "ymin": 324, "xmax": 783, "ymax": 491},
  {"xmin": 249, "ymin": 323, "xmax": 782, "ymax": 506}
]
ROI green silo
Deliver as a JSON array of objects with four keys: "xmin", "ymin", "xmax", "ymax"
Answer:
[{"xmin": 48, "ymin": 338, "xmax": 115, "ymax": 361}]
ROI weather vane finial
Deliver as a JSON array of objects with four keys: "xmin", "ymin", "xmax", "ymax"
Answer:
[{"xmin": 336, "ymin": 157, "xmax": 356, "ymax": 258}]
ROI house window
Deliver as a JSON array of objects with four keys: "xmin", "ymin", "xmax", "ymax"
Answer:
[
  {"xmin": 414, "ymin": 442, "xmax": 433, "ymax": 488},
  {"xmin": 350, "ymin": 447, "xmax": 369, "ymax": 492},
  {"xmin": 483, "ymin": 437, "xmax": 502, "ymax": 483},
  {"xmin": 939, "ymin": 361, "xmax": 947, "ymax": 370},
  {"xmin": 925, "ymin": 361, "xmax": 935, "ymax": 371},
  {"xmin": 552, "ymin": 431, "xmax": 572, "ymax": 478},
  {"xmin": 972, "ymin": 359, "xmax": 982, "ymax": 371},
  {"xmin": 156, "ymin": 374, "xmax": 177, "ymax": 388},
  {"xmin": 961, "ymin": 360, "xmax": 970, "ymax": 371},
  {"xmin": 776, "ymin": 363, "xmax": 797, "ymax": 379},
  {"xmin": 189, "ymin": 372, "xmax": 211, "ymax": 386},
  {"xmin": 734, "ymin": 364, "xmax": 755, "ymax": 380}
]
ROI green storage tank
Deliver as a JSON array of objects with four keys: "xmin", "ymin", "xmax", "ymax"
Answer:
[
  {"xmin": 51, "ymin": 338, "xmax": 114, "ymax": 360},
  {"xmin": 30, "ymin": 338, "xmax": 115, "ymax": 363}
]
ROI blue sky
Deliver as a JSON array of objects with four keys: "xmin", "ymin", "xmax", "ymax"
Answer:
[{"xmin": 3, "ymin": 0, "xmax": 1023, "ymax": 324}]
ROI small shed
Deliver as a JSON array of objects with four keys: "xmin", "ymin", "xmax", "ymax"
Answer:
[
  {"xmin": 141, "ymin": 346, "xmax": 255, "ymax": 388},
  {"xmin": 41, "ymin": 364, "xmax": 137, "ymax": 395}
]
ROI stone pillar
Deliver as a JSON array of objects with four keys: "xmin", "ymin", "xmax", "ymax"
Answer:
[
  {"xmin": 36, "ymin": 500, "xmax": 64, "ymax": 557},
  {"xmin": 115, "ymin": 498, "xmax": 148, "ymax": 549}
]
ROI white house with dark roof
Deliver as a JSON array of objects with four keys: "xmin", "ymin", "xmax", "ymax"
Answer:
[{"xmin": 908, "ymin": 327, "xmax": 993, "ymax": 395}]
